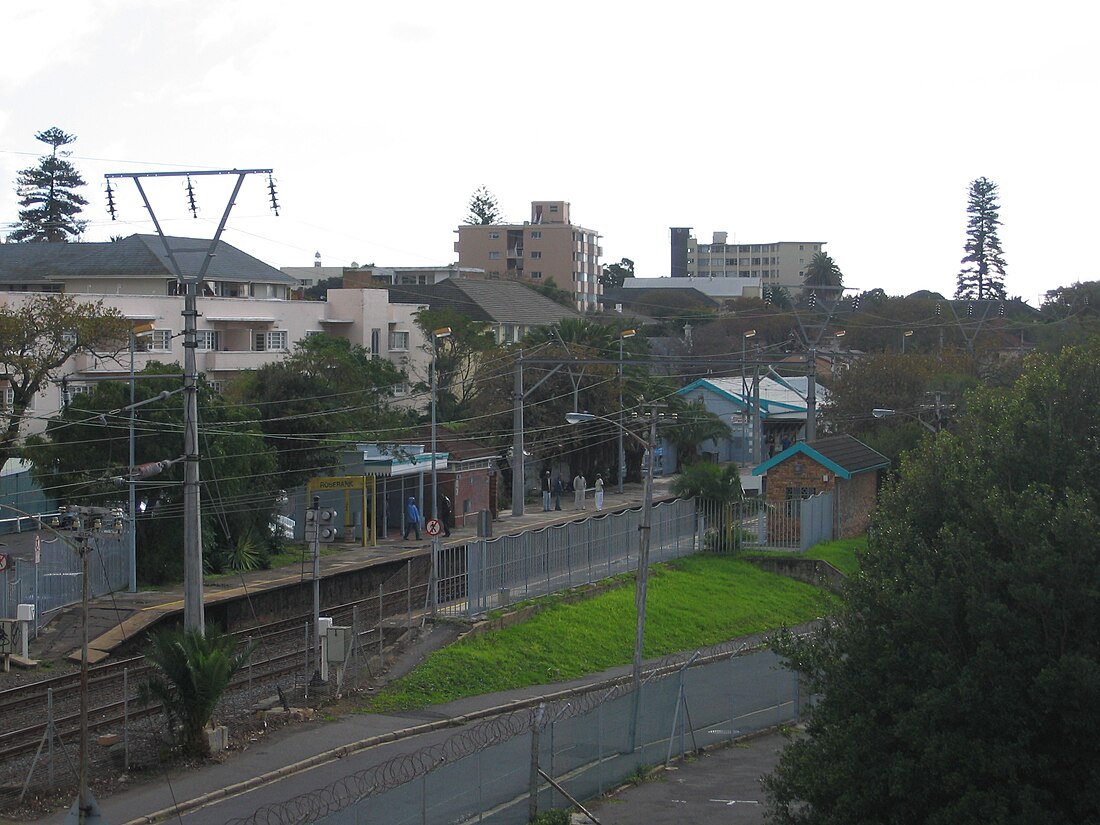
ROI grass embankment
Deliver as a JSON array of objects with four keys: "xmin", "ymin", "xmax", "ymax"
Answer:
[
  {"xmin": 364, "ymin": 554, "xmax": 836, "ymax": 713},
  {"xmin": 804, "ymin": 536, "xmax": 865, "ymax": 576},
  {"xmin": 742, "ymin": 536, "xmax": 866, "ymax": 578}
]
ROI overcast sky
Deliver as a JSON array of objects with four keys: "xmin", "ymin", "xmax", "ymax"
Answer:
[{"xmin": 2, "ymin": 0, "xmax": 1096, "ymax": 306}]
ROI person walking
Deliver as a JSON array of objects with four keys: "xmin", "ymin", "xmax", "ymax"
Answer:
[
  {"xmin": 541, "ymin": 468, "xmax": 552, "ymax": 511},
  {"xmin": 553, "ymin": 476, "xmax": 563, "ymax": 511},
  {"xmin": 439, "ymin": 495, "xmax": 453, "ymax": 537},
  {"xmin": 573, "ymin": 472, "xmax": 586, "ymax": 510},
  {"xmin": 594, "ymin": 474, "xmax": 604, "ymax": 510},
  {"xmin": 403, "ymin": 496, "xmax": 421, "ymax": 540}
]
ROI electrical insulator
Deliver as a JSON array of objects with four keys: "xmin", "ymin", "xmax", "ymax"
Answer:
[
  {"xmin": 185, "ymin": 176, "xmax": 199, "ymax": 219},
  {"xmin": 808, "ymin": 291, "xmax": 817, "ymax": 308},
  {"xmin": 763, "ymin": 288, "xmax": 772, "ymax": 305},
  {"xmin": 851, "ymin": 295, "xmax": 861, "ymax": 311}
]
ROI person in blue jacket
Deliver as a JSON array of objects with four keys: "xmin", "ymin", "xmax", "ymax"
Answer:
[{"xmin": 403, "ymin": 496, "xmax": 422, "ymax": 540}]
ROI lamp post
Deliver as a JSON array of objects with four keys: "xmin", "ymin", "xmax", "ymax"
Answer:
[
  {"xmin": 430, "ymin": 327, "xmax": 451, "ymax": 520},
  {"xmin": 902, "ymin": 329, "xmax": 914, "ymax": 353},
  {"xmin": 566, "ymin": 405, "xmax": 658, "ymax": 749},
  {"xmin": 127, "ymin": 322, "xmax": 155, "ymax": 593},
  {"xmin": 618, "ymin": 329, "xmax": 635, "ymax": 494},
  {"xmin": 741, "ymin": 330, "xmax": 756, "ymax": 461}
]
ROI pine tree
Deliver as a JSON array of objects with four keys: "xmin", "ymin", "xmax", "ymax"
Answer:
[
  {"xmin": 955, "ymin": 177, "xmax": 1007, "ymax": 300},
  {"xmin": 464, "ymin": 185, "xmax": 502, "ymax": 225},
  {"xmin": 10, "ymin": 127, "xmax": 89, "ymax": 242}
]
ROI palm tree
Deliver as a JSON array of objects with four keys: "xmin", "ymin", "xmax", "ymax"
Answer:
[
  {"xmin": 663, "ymin": 398, "xmax": 731, "ymax": 469},
  {"xmin": 671, "ymin": 462, "xmax": 745, "ymax": 550},
  {"xmin": 803, "ymin": 252, "xmax": 844, "ymax": 288},
  {"xmin": 141, "ymin": 628, "xmax": 256, "ymax": 756}
]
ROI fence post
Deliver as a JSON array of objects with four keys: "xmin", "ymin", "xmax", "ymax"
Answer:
[
  {"xmin": 123, "ymin": 667, "xmax": 130, "ymax": 772},
  {"xmin": 303, "ymin": 622, "xmax": 310, "ymax": 697},
  {"xmin": 48, "ymin": 687, "xmax": 54, "ymax": 784},
  {"xmin": 528, "ymin": 704, "xmax": 546, "ymax": 822},
  {"xmin": 406, "ymin": 560, "xmax": 412, "ymax": 627},
  {"xmin": 378, "ymin": 583, "xmax": 384, "ymax": 666},
  {"xmin": 247, "ymin": 636, "xmax": 253, "ymax": 699}
]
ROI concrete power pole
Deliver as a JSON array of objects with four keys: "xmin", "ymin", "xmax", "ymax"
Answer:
[{"xmin": 105, "ymin": 168, "xmax": 276, "ymax": 633}]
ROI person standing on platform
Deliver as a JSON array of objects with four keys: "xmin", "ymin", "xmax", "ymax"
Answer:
[
  {"xmin": 403, "ymin": 496, "xmax": 421, "ymax": 540},
  {"xmin": 594, "ymin": 474, "xmax": 604, "ymax": 510},
  {"xmin": 553, "ymin": 476, "xmax": 564, "ymax": 510},
  {"xmin": 541, "ymin": 468, "xmax": 552, "ymax": 511},
  {"xmin": 573, "ymin": 472, "xmax": 586, "ymax": 510},
  {"xmin": 439, "ymin": 495, "xmax": 453, "ymax": 537}
]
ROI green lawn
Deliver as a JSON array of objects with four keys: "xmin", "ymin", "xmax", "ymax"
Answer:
[
  {"xmin": 742, "ymin": 536, "xmax": 866, "ymax": 578},
  {"xmin": 804, "ymin": 536, "xmax": 865, "ymax": 576},
  {"xmin": 364, "ymin": 554, "xmax": 835, "ymax": 712}
]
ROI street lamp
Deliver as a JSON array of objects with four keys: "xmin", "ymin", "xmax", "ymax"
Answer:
[
  {"xmin": 618, "ymin": 329, "xmax": 635, "ymax": 494},
  {"xmin": 902, "ymin": 329, "xmax": 914, "ymax": 353},
  {"xmin": 872, "ymin": 407, "xmax": 937, "ymax": 434},
  {"xmin": 566, "ymin": 405, "xmax": 658, "ymax": 750},
  {"xmin": 741, "ymin": 331, "xmax": 756, "ymax": 460},
  {"xmin": 430, "ymin": 327, "xmax": 451, "ymax": 521},
  {"xmin": 127, "ymin": 322, "xmax": 155, "ymax": 593}
]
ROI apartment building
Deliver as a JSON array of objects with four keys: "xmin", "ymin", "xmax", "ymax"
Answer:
[
  {"xmin": 671, "ymin": 228, "xmax": 826, "ymax": 290},
  {"xmin": 456, "ymin": 201, "xmax": 602, "ymax": 312},
  {"xmin": 0, "ymin": 235, "xmax": 428, "ymax": 435}
]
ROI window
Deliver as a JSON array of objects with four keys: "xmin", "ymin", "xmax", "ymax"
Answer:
[
  {"xmin": 488, "ymin": 251, "xmax": 500, "ymax": 260},
  {"xmin": 488, "ymin": 231, "xmax": 500, "ymax": 240},
  {"xmin": 254, "ymin": 331, "xmax": 288, "ymax": 351},
  {"xmin": 206, "ymin": 380, "xmax": 223, "ymax": 394},
  {"xmin": 549, "ymin": 204, "xmax": 558, "ymax": 212},
  {"xmin": 392, "ymin": 383, "xmax": 409, "ymax": 396},
  {"xmin": 530, "ymin": 251, "xmax": 542, "ymax": 259},
  {"xmin": 150, "ymin": 329, "xmax": 172, "ymax": 351},
  {"xmin": 530, "ymin": 271, "xmax": 542, "ymax": 279},
  {"xmin": 799, "ymin": 244, "xmax": 805, "ymax": 251},
  {"xmin": 530, "ymin": 230, "xmax": 542, "ymax": 240},
  {"xmin": 195, "ymin": 330, "xmax": 220, "ymax": 351},
  {"xmin": 1, "ymin": 387, "xmax": 12, "ymax": 411},
  {"xmin": 389, "ymin": 330, "xmax": 409, "ymax": 350},
  {"xmin": 370, "ymin": 328, "xmax": 381, "ymax": 359}
]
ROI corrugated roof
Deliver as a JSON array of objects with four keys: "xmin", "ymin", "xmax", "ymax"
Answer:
[
  {"xmin": 752, "ymin": 433, "xmax": 889, "ymax": 478},
  {"xmin": 808, "ymin": 434, "xmax": 890, "ymax": 475},
  {"xmin": 0, "ymin": 234, "xmax": 296, "ymax": 285}
]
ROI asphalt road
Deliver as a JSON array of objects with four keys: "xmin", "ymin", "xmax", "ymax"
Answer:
[{"xmin": 582, "ymin": 730, "xmax": 786, "ymax": 825}]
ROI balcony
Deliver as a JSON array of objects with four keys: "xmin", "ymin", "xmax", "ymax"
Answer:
[
  {"xmin": 202, "ymin": 350, "xmax": 286, "ymax": 372},
  {"xmin": 507, "ymin": 247, "xmax": 524, "ymax": 258}
]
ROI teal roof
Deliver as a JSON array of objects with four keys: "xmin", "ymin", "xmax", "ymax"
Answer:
[{"xmin": 678, "ymin": 377, "xmax": 805, "ymax": 419}]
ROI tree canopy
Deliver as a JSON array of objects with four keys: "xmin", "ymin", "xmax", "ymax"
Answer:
[
  {"xmin": 231, "ymin": 334, "xmax": 410, "ymax": 490},
  {"xmin": 0, "ymin": 294, "xmax": 130, "ymax": 475},
  {"xmin": 24, "ymin": 365, "xmax": 279, "ymax": 584},
  {"xmin": 599, "ymin": 257, "xmax": 635, "ymax": 288},
  {"xmin": 10, "ymin": 127, "xmax": 89, "ymax": 242},
  {"xmin": 766, "ymin": 340, "xmax": 1100, "ymax": 824},
  {"xmin": 464, "ymin": 185, "xmax": 503, "ymax": 225},
  {"xmin": 956, "ymin": 176, "xmax": 1007, "ymax": 301},
  {"xmin": 802, "ymin": 252, "xmax": 844, "ymax": 289}
]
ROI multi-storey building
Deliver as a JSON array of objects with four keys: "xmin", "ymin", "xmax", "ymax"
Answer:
[
  {"xmin": 670, "ymin": 229, "xmax": 826, "ymax": 291},
  {"xmin": 456, "ymin": 201, "xmax": 602, "ymax": 312}
]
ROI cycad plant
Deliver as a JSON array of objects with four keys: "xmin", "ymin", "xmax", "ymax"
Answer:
[{"xmin": 140, "ymin": 628, "xmax": 256, "ymax": 757}]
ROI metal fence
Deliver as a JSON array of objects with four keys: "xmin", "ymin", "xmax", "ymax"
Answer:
[
  {"xmin": 0, "ymin": 523, "xmax": 130, "ymax": 625},
  {"xmin": 226, "ymin": 645, "xmax": 802, "ymax": 825},
  {"xmin": 445, "ymin": 498, "xmax": 701, "ymax": 618},
  {"xmin": 696, "ymin": 491, "xmax": 835, "ymax": 553}
]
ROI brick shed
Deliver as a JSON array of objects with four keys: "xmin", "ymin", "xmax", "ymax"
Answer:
[{"xmin": 752, "ymin": 434, "xmax": 890, "ymax": 540}]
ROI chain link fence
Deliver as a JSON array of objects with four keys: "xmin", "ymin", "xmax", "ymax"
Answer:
[{"xmin": 225, "ymin": 644, "xmax": 802, "ymax": 825}]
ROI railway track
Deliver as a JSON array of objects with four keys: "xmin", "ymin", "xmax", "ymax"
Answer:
[{"xmin": 0, "ymin": 584, "xmax": 428, "ymax": 772}]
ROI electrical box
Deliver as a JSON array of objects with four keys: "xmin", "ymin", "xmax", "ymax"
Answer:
[
  {"xmin": 326, "ymin": 625, "xmax": 352, "ymax": 662},
  {"xmin": 17, "ymin": 604, "xmax": 35, "ymax": 623}
]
